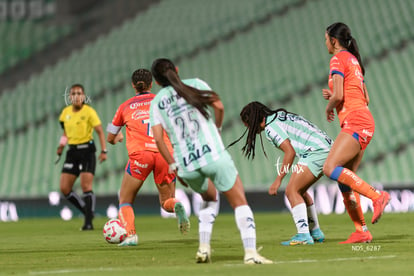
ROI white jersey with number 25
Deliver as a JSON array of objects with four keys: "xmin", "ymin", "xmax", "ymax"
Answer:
[{"xmin": 150, "ymin": 78, "xmax": 224, "ymax": 173}]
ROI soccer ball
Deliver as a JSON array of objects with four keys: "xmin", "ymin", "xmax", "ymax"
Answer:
[{"xmin": 103, "ymin": 219, "xmax": 127, "ymax": 244}]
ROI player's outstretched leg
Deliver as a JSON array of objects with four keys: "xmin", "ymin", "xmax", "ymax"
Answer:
[
  {"xmin": 162, "ymin": 198, "xmax": 190, "ymax": 235},
  {"xmin": 328, "ymin": 167, "xmax": 390, "ymax": 224},
  {"xmin": 174, "ymin": 201, "xmax": 190, "ymax": 234}
]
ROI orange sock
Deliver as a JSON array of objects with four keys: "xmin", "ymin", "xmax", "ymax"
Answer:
[
  {"xmin": 162, "ymin": 198, "xmax": 179, "ymax": 213},
  {"xmin": 342, "ymin": 192, "xmax": 366, "ymax": 232},
  {"xmin": 118, "ymin": 204, "xmax": 136, "ymax": 236},
  {"xmin": 331, "ymin": 167, "xmax": 381, "ymax": 200}
]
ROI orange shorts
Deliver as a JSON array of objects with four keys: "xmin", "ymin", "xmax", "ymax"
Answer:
[
  {"xmin": 125, "ymin": 151, "xmax": 175, "ymax": 184},
  {"xmin": 341, "ymin": 109, "xmax": 375, "ymax": 150}
]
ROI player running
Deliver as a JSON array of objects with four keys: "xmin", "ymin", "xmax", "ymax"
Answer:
[
  {"xmin": 149, "ymin": 58, "xmax": 272, "ymax": 264},
  {"xmin": 106, "ymin": 68, "xmax": 189, "ymax": 247},
  {"xmin": 322, "ymin": 22, "xmax": 390, "ymax": 233},
  {"xmin": 57, "ymin": 84, "xmax": 107, "ymax": 230}
]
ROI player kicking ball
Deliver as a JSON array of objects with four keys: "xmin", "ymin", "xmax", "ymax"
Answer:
[{"xmin": 107, "ymin": 69, "xmax": 189, "ymax": 246}]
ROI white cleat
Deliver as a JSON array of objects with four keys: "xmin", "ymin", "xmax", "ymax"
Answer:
[
  {"xmin": 244, "ymin": 249, "xmax": 273, "ymax": 264},
  {"xmin": 195, "ymin": 244, "xmax": 211, "ymax": 263},
  {"xmin": 118, "ymin": 234, "xmax": 138, "ymax": 247}
]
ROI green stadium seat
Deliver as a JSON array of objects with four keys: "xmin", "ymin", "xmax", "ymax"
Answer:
[{"xmin": 2, "ymin": 0, "xmax": 414, "ymax": 198}]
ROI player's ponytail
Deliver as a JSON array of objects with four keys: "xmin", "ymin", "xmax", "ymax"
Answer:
[
  {"xmin": 347, "ymin": 37, "xmax": 365, "ymax": 75},
  {"xmin": 327, "ymin": 22, "xmax": 365, "ymax": 75},
  {"xmin": 228, "ymin": 101, "xmax": 288, "ymax": 160},
  {"xmin": 151, "ymin": 58, "xmax": 219, "ymax": 119}
]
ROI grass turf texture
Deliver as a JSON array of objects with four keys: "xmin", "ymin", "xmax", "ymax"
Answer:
[{"xmin": 0, "ymin": 212, "xmax": 413, "ymax": 275}]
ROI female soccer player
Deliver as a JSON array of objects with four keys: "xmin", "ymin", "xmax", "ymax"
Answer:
[
  {"xmin": 57, "ymin": 84, "xmax": 107, "ymax": 230},
  {"xmin": 231, "ymin": 101, "xmax": 374, "ymax": 244},
  {"xmin": 322, "ymin": 22, "xmax": 390, "ymax": 228},
  {"xmin": 231, "ymin": 101, "xmax": 327, "ymax": 245},
  {"xmin": 106, "ymin": 69, "xmax": 189, "ymax": 247},
  {"xmin": 149, "ymin": 58, "xmax": 272, "ymax": 264}
]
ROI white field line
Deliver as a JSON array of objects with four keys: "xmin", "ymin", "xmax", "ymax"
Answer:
[
  {"xmin": 272, "ymin": 255, "xmax": 397, "ymax": 264},
  {"xmin": 225, "ymin": 255, "xmax": 397, "ymax": 266},
  {"xmin": 29, "ymin": 267, "xmax": 123, "ymax": 275},
  {"xmin": 29, "ymin": 255, "xmax": 397, "ymax": 274}
]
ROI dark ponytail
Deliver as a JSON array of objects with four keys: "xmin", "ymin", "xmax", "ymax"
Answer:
[
  {"xmin": 326, "ymin": 22, "xmax": 365, "ymax": 75},
  {"xmin": 151, "ymin": 58, "xmax": 219, "ymax": 119},
  {"xmin": 228, "ymin": 101, "xmax": 288, "ymax": 160}
]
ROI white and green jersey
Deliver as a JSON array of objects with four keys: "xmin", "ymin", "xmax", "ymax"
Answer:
[
  {"xmin": 150, "ymin": 78, "xmax": 225, "ymax": 172},
  {"xmin": 265, "ymin": 111, "xmax": 332, "ymax": 157}
]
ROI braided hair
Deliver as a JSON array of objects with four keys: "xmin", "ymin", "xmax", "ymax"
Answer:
[
  {"xmin": 132, "ymin": 68, "xmax": 153, "ymax": 93},
  {"xmin": 151, "ymin": 58, "xmax": 219, "ymax": 119},
  {"xmin": 228, "ymin": 101, "xmax": 289, "ymax": 160}
]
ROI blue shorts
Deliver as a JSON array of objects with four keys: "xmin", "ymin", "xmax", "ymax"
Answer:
[{"xmin": 178, "ymin": 151, "xmax": 238, "ymax": 193}]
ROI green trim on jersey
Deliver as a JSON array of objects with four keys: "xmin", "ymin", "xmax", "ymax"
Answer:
[
  {"xmin": 265, "ymin": 111, "xmax": 332, "ymax": 158},
  {"xmin": 150, "ymin": 78, "xmax": 224, "ymax": 173}
]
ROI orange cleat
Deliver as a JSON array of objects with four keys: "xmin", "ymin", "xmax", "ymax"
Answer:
[
  {"xmin": 371, "ymin": 191, "xmax": 390, "ymax": 224},
  {"xmin": 339, "ymin": 231, "xmax": 373, "ymax": 244}
]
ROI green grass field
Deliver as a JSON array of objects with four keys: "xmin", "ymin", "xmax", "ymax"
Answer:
[{"xmin": 1, "ymin": 212, "xmax": 413, "ymax": 275}]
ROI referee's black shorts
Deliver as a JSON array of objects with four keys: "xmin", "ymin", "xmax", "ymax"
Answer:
[{"xmin": 62, "ymin": 141, "xmax": 96, "ymax": 176}]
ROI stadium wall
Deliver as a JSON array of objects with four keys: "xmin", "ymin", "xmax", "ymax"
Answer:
[{"xmin": 1, "ymin": 184, "xmax": 413, "ymax": 222}]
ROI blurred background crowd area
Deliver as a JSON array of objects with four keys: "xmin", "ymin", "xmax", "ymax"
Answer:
[{"xmin": 1, "ymin": 0, "xmax": 413, "ymax": 199}]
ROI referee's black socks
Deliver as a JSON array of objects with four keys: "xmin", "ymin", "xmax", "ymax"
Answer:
[
  {"xmin": 65, "ymin": 191, "xmax": 86, "ymax": 214},
  {"xmin": 82, "ymin": 191, "xmax": 96, "ymax": 229}
]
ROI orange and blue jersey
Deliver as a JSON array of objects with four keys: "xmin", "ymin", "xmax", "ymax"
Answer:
[
  {"xmin": 328, "ymin": 50, "xmax": 368, "ymax": 126},
  {"xmin": 109, "ymin": 92, "xmax": 173, "ymax": 156}
]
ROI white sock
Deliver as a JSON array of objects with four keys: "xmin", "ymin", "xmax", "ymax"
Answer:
[
  {"xmin": 291, "ymin": 203, "xmax": 309, "ymax": 234},
  {"xmin": 235, "ymin": 205, "xmax": 256, "ymax": 251},
  {"xmin": 198, "ymin": 201, "xmax": 218, "ymax": 245},
  {"xmin": 307, "ymin": 204, "xmax": 320, "ymax": 231}
]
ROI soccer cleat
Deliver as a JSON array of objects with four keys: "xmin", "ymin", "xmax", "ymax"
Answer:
[
  {"xmin": 244, "ymin": 249, "xmax": 273, "ymax": 264},
  {"xmin": 195, "ymin": 244, "xmax": 211, "ymax": 263},
  {"xmin": 118, "ymin": 234, "xmax": 138, "ymax": 247},
  {"xmin": 281, "ymin": 233, "xmax": 314, "ymax": 246},
  {"xmin": 81, "ymin": 224, "xmax": 94, "ymax": 231},
  {"xmin": 339, "ymin": 231, "xmax": 372, "ymax": 244},
  {"xmin": 174, "ymin": 202, "xmax": 190, "ymax": 234},
  {"xmin": 371, "ymin": 191, "xmax": 390, "ymax": 224},
  {"xmin": 310, "ymin": 228, "xmax": 325, "ymax": 243}
]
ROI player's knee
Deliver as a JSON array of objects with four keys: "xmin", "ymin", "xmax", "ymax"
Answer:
[
  {"xmin": 284, "ymin": 185, "xmax": 297, "ymax": 200},
  {"xmin": 322, "ymin": 162, "xmax": 334, "ymax": 177},
  {"xmin": 60, "ymin": 185, "xmax": 71, "ymax": 195}
]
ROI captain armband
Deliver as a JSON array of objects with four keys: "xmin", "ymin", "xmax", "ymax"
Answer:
[{"xmin": 106, "ymin": 123, "xmax": 122, "ymax": 134}]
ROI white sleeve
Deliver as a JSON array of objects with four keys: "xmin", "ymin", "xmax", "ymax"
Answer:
[
  {"xmin": 195, "ymin": 78, "xmax": 212, "ymax": 90},
  {"xmin": 149, "ymin": 101, "xmax": 162, "ymax": 127},
  {"xmin": 106, "ymin": 123, "xmax": 122, "ymax": 134}
]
